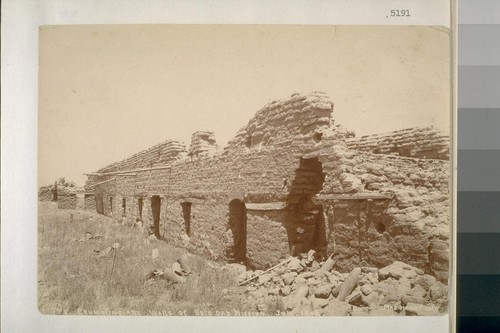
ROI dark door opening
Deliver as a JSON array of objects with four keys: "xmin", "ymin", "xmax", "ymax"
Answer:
[
  {"xmin": 138, "ymin": 198, "xmax": 144, "ymax": 220},
  {"xmin": 96, "ymin": 195, "xmax": 104, "ymax": 214},
  {"xmin": 286, "ymin": 157, "xmax": 326, "ymax": 256},
  {"xmin": 151, "ymin": 196, "xmax": 161, "ymax": 238},
  {"xmin": 122, "ymin": 198, "xmax": 126, "ymax": 216},
  {"xmin": 228, "ymin": 199, "xmax": 247, "ymax": 262},
  {"xmin": 181, "ymin": 202, "xmax": 192, "ymax": 237}
]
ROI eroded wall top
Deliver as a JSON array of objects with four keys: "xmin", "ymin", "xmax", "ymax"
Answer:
[{"xmin": 346, "ymin": 126, "xmax": 449, "ymax": 160}]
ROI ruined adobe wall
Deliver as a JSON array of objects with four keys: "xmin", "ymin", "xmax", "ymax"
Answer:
[
  {"xmin": 189, "ymin": 131, "xmax": 218, "ymax": 159},
  {"xmin": 89, "ymin": 92, "xmax": 450, "ymax": 280},
  {"xmin": 97, "ymin": 139, "xmax": 188, "ymax": 174},
  {"xmin": 346, "ymin": 126, "xmax": 449, "ymax": 160},
  {"xmin": 92, "ymin": 92, "xmax": 344, "ymax": 267},
  {"xmin": 84, "ymin": 194, "xmax": 96, "ymax": 211},
  {"xmin": 57, "ymin": 194, "xmax": 77, "ymax": 209},
  {"xmin": 319, "ymin": 143, "xmax": 450, "ymax": 281},
  {"xmin": 38, "ymin": 187, "xmax": 53, "ymax": 201}
]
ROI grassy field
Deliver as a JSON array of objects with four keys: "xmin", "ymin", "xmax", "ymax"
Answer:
[{"xmin": 38, "ymin": 202, "xmax": 256, "ymax": 315}]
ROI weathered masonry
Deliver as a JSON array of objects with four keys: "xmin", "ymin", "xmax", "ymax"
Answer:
[{"xmin": 85, "ymin": 92, "xmax": 450, "ymax": 282}]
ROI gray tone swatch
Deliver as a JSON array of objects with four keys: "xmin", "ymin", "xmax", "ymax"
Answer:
[
  {"xmin": 458, "ymin": 191, "xmax": 500, "ymax": 232},
  {"xmin": 458, "ymin": 233, "xmax": 500, "ymax": 274},
  {"xmin": 458, "ymin": 275, "xmax": 500, "ymax": 316},
  {"xmin": 458, "ymin": 108, "xmax": 500, "ymax": 149},
  {"xmin": 458, "ymin": 150, "xmax": 500, "ymax": 191},
  {"xmin": 459, "ymin": 0, "xmax": 500, "ymax": 24},
  {"xmin": 458, "ymin": 25, "xmax": 500, "ymax": 65},
  {"xmin": 458, "ymin": 66, "xmax": 500, "ymax": 108}
]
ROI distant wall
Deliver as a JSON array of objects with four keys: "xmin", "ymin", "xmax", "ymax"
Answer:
[
  {"xmin": 38, "ymin": 187, "xmax": 53, "ymax": 201},
  {"xmin": 346, "ymin": 126, "xmax": 449, "ymax": 160},
  {"xmin": 97, "ymin": 139, "xmax": 188, "ymax": 174},
  {"xmin": 57, "ymin": 194, "xmax": 76, "ymax": 209},
  {"xmin": 84, "ymin": 194, "xmax": 96, "ymax": 211}
]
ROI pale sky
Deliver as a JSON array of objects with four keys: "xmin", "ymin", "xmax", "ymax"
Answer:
[{"xmin": 39, "ymin": 25, "xmax": 450, "ymax": 187}]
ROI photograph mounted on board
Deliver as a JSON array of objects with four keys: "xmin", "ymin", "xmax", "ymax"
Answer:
[{"xmin": 38, "ymin": 24, "xmax": 451, "ymax": 316}]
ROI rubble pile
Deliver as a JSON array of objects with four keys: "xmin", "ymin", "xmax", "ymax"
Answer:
[{"xmin": 237, "ymin": 251, "xmax": 448, "ymax": 316}]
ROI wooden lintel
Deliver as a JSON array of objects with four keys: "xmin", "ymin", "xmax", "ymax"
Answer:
[
  {"xmin": 245, "ymin": 202, "xmax": 287, "ymax": 211},
  {"xmin": 88, "ymin": 178, "xmax": 117, "ymax": 187},
  {"xmin": 84, "ymin": 165, "xmax": 171, "ymax": 177},
  {"xmin": 313, "ymin": 193, "xmax": 393, "ymax": 203},
  {"xmin": 180, "ymin": 198, "xmax": 205, "ymax": 204}
]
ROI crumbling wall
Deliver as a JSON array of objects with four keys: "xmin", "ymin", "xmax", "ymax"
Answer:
[
  {"xmin": 246, "ymin": 210, "xmax": 289, "ymax": 269},
  {"xmin": 75, "ymin": 193, "xmax": 85, "ymax": 210},
  {"xmin": 189, "ymin": 131, "xmax": 218, "ymax": 160},
  {"xmin": 346, "ymin": 126, "xmax": 449, "ymax": 160},
  {"xmin": 38, "ymin": 187, "xmax": 53, "ymax": 201},
  {"xmin": 84, "ymin": 194, "xmax": 96, "ymax": 211},
  {"xmin": 319, "ymin": 149, "xmax": 450, "ymax": 281},
  {"xmin": 57, "ymin": 194, "xmax": 77, "ymax": 209},
  {"xmin": 97, "ymin": 139, "xmax": 188, "ymax": 174},
  {"xmin": 88, "ymin": 92, "xmax": 450, "ymax": 280}
]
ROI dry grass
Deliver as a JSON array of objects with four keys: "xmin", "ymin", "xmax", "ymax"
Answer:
[{"xmin": 38, "ymin": 202, "xmax": 254, "ymax": 315}]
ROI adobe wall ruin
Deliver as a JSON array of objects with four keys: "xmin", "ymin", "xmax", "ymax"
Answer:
[
  {"xmin": 57, "ymin": 193, "xmax": 77, "ymax": 209},
  {"xmin": 86, "ymin": 92, "xmax": 450, "ymax": 282}
]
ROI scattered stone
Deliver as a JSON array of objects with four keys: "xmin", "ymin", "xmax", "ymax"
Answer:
[
  {"xmin": 377, "ymin": 279, "xmax": 399, "ymax": 302},
  {"xmin": 379, "ymin": 261, "xmax": 413, "ymax": 280},
  {"xmin": 306, "ymin": 278, "xmax": 321, "ymax": 286},
  {"xmin": 161, "ymin": 268, "xmax": 186, "ymax": 283},
  {"xmin": 268, "ymin": 287, "xmax": 280, "ymax": 296},
  {"xmin": 345, "ymin": 290, "xmax": 363, "ymax": 306},
  {"xmin": 294, "ymin": 285, "xmax": 310, "ymax": 299},
  {"xmin": 323, "ymin": 298, "xmax": 351, "ymax": 316},
  {"xmin": 298, "ymin": 271, "xmax": 315, "ymax": 279},
  {"xmin": 238, "ymin": 271, "xmax": 248, "ymax": 283},
  {"xmin": 258, "ymin": 274, "xmax": 272, "ymax": 285},
  {"xmin": 361, "ymin": 284, "xmax": 373, "ymax": 296},
  {"xmin": 401, "ymin": 284, "xmax": 426, "ymax": 305},
  {"xmin": 307, "ymin": 249, "xmax": 316, "ymax": 261},
  {"xmin": 314, "ymin": 284, "xmax": 332, "ymax": 299},
  {"xmin": 312, "ymin": 297, "xmax": 329, "ymax": 309},
  {"xmin": 415, "ymin": 274, "xmax": 437, "ymax": 291},
  {"xmin": 172, "ymin": 262, "xmax": 183, "ymax": 275},
  {"xmin": 245, "ymin": 286, "xmax": 257, "ymax": 293},
  {"xmin": 287, "ymin": 257, "xmax": 302, "ymax": 272},
  {"xmin": 281, "ymin": 285, "xmax": 291, "ymax": 296},
  {"xmin": 337, "ymin": 267, "xmax": 361, "ymax": 301},
  {"xmin": 429, "ymin": 284, "xmax": 446, "ymax": 301},
  {"xmin": 293, "ymin": 277, "xmax": 307, "ymax": 288},
  {"xmin": 282, "ymin": 272, "xmax": 298, "ymax": 285}
]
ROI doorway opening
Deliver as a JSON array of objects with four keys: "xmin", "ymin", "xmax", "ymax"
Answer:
[
  {"xmin": 151, "ymin": 196, "xmax": 161, "ymax": 238},
  {"xmin": 96, "ymin": 195, "xmax": 104, "ymax": 215},
  {"xmin": 286, "ymin": 157, "xmax": 326, "ymax": 256},
  {"xmin": 138, "ymin": 198, "xmax": 144, "ymax": 220},
  {"xmin": 181, "ymin": 202, "xmax": 192, "ymax": 237},
  {"xmin": 228, "ymin": 199, "xmax": 247, "ymax": 262}
]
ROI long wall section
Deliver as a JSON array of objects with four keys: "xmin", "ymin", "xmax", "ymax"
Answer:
[{"xmin": 87, "ymin": 92, "xmax": 450, "ymax": 282}]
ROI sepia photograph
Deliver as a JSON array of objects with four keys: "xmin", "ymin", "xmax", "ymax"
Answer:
[{"xmin": 38, "ymin": 24, "xmax": 451, "ymax": 317}]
